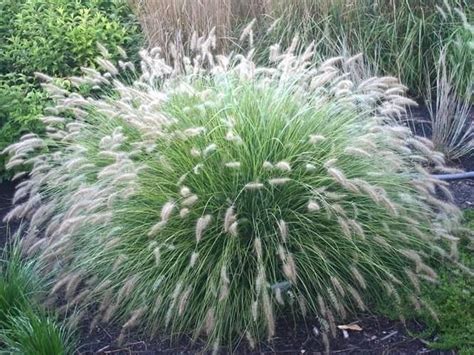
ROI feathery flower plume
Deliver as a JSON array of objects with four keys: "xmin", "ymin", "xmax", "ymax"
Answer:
[
  {"xmin": 161, "ymin": 201, "xmax": 175, "ymax": 221},
  {"xmin": 225, "ymin": 130, "xmax": 243, "ymax": 144},
  {"xmin": 283, "ymin": 253, "xmax": 297, "ymax": 283},
  {"xmin": 190, "ymin": 147, "xmax": 201, "ymax": 157},
  {"xmin": 196, "ymin": 214, "xmax": 212, "ymax": 243},
  {"xmin": 205, "ymin": 307, "xmax": 215, "ymax": 335},
  {"xmin": 263, "ymin": 161, "xmax": 274, "ymax": 170},
  {"xmin": 331, "ymin": 276, "xmax": 345, "ymax": 296},
  {"xmin": 350, "ymin": 266, "xmax": 367, "ymax": 289},
  {"xmin": 182, "ymin": 194, "xmax": 198, "ymax": 207},
  {"xmin": 148, "ymin": 221, "xmax": 167, "ymax": 237},
  {"xmin": 309, "ymin": 134, "xmax": 326, "ymax": 144},
  {"xmin": 224, "ymin": 206, "xmax": 236, "ymax": 232},
  {"xmin": 244, "ymin": 182, "xmax": 264, "ymax": 191},
  {"xmin": 184, "ymin": 127, "xmax": 206, "ymax": 137},
  {"xmin": 178, "ymin": 287, "xmax": 192, "ymax": 315},
  {"xmin": 190, "ymin": 252, "xmax": 199, "ymax": 268},
  {"xmin": 180, "ymin": 186, "xmax": 191, "ymax": 197},
  {"xmin": 203, "ymin": 144, "xmax": 217, "ymax": 156},
  {"xmin": 248, "ymin": 235, "xmax": 261, "ymax": 260},
  {"xmin": 246, "ymin": 331, "xmax": 256, "ymax": 349},
  {"xmin": 275, "ymin": 161, "xmax": 291, "ymax": 172},
  {"xmin": 307, "ymin": 200, "xmax": 320, "ymax": 212},
  {"xmin": 225, "ymin": 161, "xmax": 241, "ymax": 169},
  {"xmin": 277, "ymin": 219, "xmax": 288, "ymax": 242},
  {"xmin": 269, "ymin": 178, "xmax": 291, "ymax": 186},
  {"xmin": 229, "ymin": 222, "xmax": 239, "ymax": 237}
]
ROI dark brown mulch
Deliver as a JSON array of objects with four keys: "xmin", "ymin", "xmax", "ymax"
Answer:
[
  {"xmin": 76, "ymin": 314, "xmax": 440, "ymax": 355},
  {"xmin": 445, "ymin": 153, "xmax": 474, "ymax": 209},
  {"xmin": 0, "ymin": 180, "xmax": 16, "ymax": 250},
  {"xmin": 449, "ymin": 179, "xmax": 474, "ymax": 209}
]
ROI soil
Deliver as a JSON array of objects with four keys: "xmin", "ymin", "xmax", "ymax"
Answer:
[
  {"xmin": 0, "ymin": 105, "xmax": 471, "ymax": 354},
  {"xmin": 76, "ymin": 315, "xmax": 440, "ymax": 355},
  {"xmin": 0, "ymin": 180, "xmax": 16, "ymax": 249}
]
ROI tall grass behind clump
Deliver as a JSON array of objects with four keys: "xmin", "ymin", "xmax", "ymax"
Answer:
[
  {"xmin": 129, "ymin": 0, "xmax": 265, "ymax": 58},
  {"xmin": 3, "ymin": 35, "xmax": 470, "ymax": 351},
  {"xmin": 424, "ymin": 50, "xmax": 473, "ymax": 160},
  {"xmin": 257, "ymin": 0, "xmax": 473, "ymax": 96},
  {"xmin": 421, "ymin": 3, "xmax": 473, "ymax": 160},
  {"xmin": 131, "ymin": 0, "xmax": 472, "ymax": 96}
]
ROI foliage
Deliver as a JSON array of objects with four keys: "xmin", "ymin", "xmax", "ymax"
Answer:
[
  {"xmin": 420, "ymin": 210, "xmax": 474, "ymax": 354},
  {"xmin": 0, "ymin": 0, "xmax": 142, "ymax": 77},
  {"xmin": 0, "ymin": 0, "xmax": 143, "ymax": 180},
  {"xmin": 425, "ymin": 51, "xmax": 473, "ymax": 160},
  {"xmin": 131, "ymin": 0, "xmax": 473, "ymax": 96},
  {"xmin": 3, "ymin": 38, "xmax": 468, "ymax": 351},
  {"xmin": 0, "ymin": 75, "xmax": 47, "ymax": 181},
  {"xmin": 377, "ymin": 210, "xmax": 474, "ymax": 354},
  {"xmin": 256, "ymin": 0, "xmax": 473, "ymax": 96},
  {"xmin": 0, "ymin": 243, "xmax": 75, "ymax": 354}
]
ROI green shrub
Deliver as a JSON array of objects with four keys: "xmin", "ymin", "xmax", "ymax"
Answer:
[
  {"xmin": 4, "ymin": 40, "xmax": 468, "ymax": 350},
  {"xmin": 0, "ymin": 0, "xmax": 142, "ymax": 180},
  {"xmin": 0, "ymin": 75, "xmax": 47, "ymax": 181},
  {"xmin": 0, "ymin": 0, "xmax": 141, "ymax": 77}
]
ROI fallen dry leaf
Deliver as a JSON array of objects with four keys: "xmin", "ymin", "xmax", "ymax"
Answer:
[{"xmin": 337, "ymin": 324, "xmax": 363, "ymax": 331}]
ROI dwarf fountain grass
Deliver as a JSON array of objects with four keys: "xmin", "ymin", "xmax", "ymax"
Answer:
[{"xmin": 3, "ymin": 34, "xmax": 471, "ymax": 350}]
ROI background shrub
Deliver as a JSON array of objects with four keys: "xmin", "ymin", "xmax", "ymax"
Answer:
[
  {"xmin": 0, "ymin": 75, "xmax": 47, "ymax": 181},
  {"xmin": 4, "ymin": 40, "xmax": 467, "ymax": 350},
  {"xmin": 0, "ymin": 0, "xmax": 141, "ymax": 77},
  {"xmin": 0, "ymin": 0, "xmax": 143, "ymax": 180}
]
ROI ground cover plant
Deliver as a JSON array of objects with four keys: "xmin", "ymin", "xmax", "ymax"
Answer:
[
  {"xmin": 377, "ymin": 209, "xmax": 474, "ymax": 354},
  {"xmin": 3, "ymin": 32, "xmax": 471, "ymax": 352},
  {"xmin": 0, "ymin": 243, "xmax": 75, "ymax": 354}
]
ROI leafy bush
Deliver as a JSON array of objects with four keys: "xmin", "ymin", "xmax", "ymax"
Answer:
[
  {"xmin": 3, "ymin": 38, "xmax": 468, "ymax": 351},
  {"xmin": 0, "ymin": 244, "xmax": 75, "ymax": 354},
  {"xmin": 0, "ymin": 0, "xmax": 141, "ymax": 77},
  {"xmin": 0, "ymin": 0, "xmax": 142, "ymax": 180},
  {"xmin": 0, "ymin": 75, "xmax": 47, "ymax": 181}
]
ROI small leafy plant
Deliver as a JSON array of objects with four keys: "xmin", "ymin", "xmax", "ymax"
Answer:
[{"xmin": 3, "ymin": 36, "xmax": 469, "ymax": 351}]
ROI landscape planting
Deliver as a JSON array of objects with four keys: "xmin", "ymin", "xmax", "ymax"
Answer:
[{"xmin": 0, "ymin": 0, "xmax": 472, "ymax": 353}]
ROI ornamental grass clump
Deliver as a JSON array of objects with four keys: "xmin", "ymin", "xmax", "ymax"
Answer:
[{"xmin": 3, "ymin": 34, "xmax": 469, "ymax": 351}]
